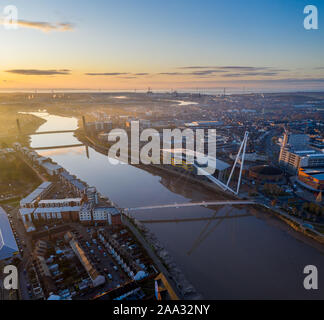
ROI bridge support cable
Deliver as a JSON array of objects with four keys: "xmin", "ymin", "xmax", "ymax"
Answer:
[
  {"xmin": 224, "ymin": 131, "xmax": 249, "ymax": 195},
  {"xmin": 235, "ymin": 131, "xmax": 248, "ymax": 195}
]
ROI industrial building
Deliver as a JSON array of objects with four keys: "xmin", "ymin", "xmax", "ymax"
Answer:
[
  {"xmin": 297, "ymin": 167, "xmax": 324, "ymax": 192},
  {"xmin": 162, "ymin": 148, "xmax": 231, "ymax": 181},
  {"xmin": 279, "ymin": 133, "xmax": 324, "ymax": 173},
  {"xmin": 249, "ymin": 165, "xmax": 284, "ymax": 183}
]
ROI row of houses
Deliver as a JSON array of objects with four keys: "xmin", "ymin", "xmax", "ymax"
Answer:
[
  {"xmin": 0, "ymin": 148, "xmax": 15, "ymax": 157},
  {"xmin": 19, "ymin": 186, "xmax": 122, "ymax": 230},
  {"xmin": 18, "ymin": 174, "xmax": 121, "ymax": 232},
  {"xmin": 66, "ymin": 232, "xmax": 106, "ymax": 288},
  {"xmin": 97, "ymin": 229, "xmax": 152, "ymax": 282},
  {"xmin": 15, "ymin": 143, "xmax": 122, "ymax": 230},
  {"xmin": 59, "ymin": 171, "xmax": 87, "ymax": 197},
  {"xmin": 14, "ymin": 143, "xmax": 63, "ymax": 176}
]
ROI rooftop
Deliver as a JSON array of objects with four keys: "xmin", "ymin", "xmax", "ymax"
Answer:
[
  {"xmin": 34, "ymin": 206, "xmax": 81, "ymax": 214},
  {"xmin": 0, "ymin": 206, "xmax": 19, "ymax": 261},
  {"xmin": 300, "ymin": 167, "xmax": 324, "ymax": 181},
  {"xmin": 38, "ymin": 198, "xmax": 81, "ymax": 204},
  {"xmin": 20, "ymin": 182, "xmax": 52, "ymax": 206},
  {"xmin": 94, "ymin": 207, "xmax": 120, "ymax": 215},
  {"xmin": 42, "ymin": 162, "xmax": 63, "ymax": 171}
]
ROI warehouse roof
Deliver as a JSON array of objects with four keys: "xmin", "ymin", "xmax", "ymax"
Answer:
[{"xmin": 0, "ymin": 206, "xmax": 19, "ymax": 261}]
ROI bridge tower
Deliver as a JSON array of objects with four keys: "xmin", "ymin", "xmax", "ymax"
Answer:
[
  {"xmin": 225, "ymin": 131, "xmax": 249, "ymax": 195},
  {"xmin": 82, "ymin": 116, "xmax": 87, "ymax": 134},
  {"xmin": 16, "ymin": 119, "xmax": 22, "ymax": 135}
]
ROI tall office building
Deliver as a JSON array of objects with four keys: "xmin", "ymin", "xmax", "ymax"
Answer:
[{"xmin": 279, "ymin": 132, "xmax": 324, "ymax": 174}]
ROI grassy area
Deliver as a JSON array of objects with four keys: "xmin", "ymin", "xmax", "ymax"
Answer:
[
  {"xmin": 0, "ymin": 197, "xmax": 20, "ymax": 205},
  {"xmin": 0, "ymin": 154, "xmax": 42, "ymax": 199},
  {"xmin": 0, "ymin": 111, "xmax": 46, "ymax": 146}
]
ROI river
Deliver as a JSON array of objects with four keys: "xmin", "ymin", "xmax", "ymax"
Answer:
[{"xmin": 29, "ymin": 112, "xmax": 324, "ymax": 299}]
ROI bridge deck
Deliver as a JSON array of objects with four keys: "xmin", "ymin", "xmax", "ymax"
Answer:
[
  {"xmin": 31, "ymin": 143, "xmax": 84, "ymax": 150},
  {"xmin": 24, "ymin": 130, "xmax": 77, "ymax": 136},
  {"xmin": 126, "ymin": 200, "xmax": 255, "ymax": 211}
]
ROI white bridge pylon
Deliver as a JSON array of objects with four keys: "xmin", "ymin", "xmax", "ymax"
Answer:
[{"xmin": 206, "ymin": 131, "xmax": 249, "ymax": 195}]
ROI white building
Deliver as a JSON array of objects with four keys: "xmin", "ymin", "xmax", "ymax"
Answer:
[
  {"xmin": 20, "ymin": 182, "xmax": 53, "ymax": 208},
  {"xmin": 279, "ymin": 148, "xmax": 324, "ymax": 173}
]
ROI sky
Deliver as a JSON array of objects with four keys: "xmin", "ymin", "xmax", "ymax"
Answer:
[{"xmin": 0, "ymin": 0, "xmax": 323, "ymax": 91}]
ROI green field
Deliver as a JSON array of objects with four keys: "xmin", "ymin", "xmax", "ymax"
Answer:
[{"xmin": 0, "ymin": 154, "xmax": 41, "ymax": 199}]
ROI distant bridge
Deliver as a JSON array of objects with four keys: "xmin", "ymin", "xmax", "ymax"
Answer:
[
  {"xmin": 25, "ymin": 129, "xmax": 77, "ymax": 136},
  {"xmin": 124, "ymin": 200, "xmax": 256, "ymax": 212},
  {"xmin": 31, "ymin": 143, "xmax": 84, "ymax": 150}
]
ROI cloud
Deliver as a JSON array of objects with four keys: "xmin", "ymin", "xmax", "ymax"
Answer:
[
  {"xmin": 159, "ymin": 72, "xmax": 184, "ymax": 76},
  {"xmin": 178, "ymin": 66, "xmax": 217, "ymax": 70},
  {"xmin": 221, "ymin": 66, "xmax": 268, "ymax": 71},
  {"xmin": 6, "ymin": 69, "xmax": 71, "ymax": 75},
  {"xmin": 178, "ymin": 65, "xmax": 266, "ymax": 71},
  {"xmin": 178, "ymin": 66, "xmax": 288, "ymax": 72},
  {"xmin": 222, "ymin": 72, "xmax": 278, "ymax": 78},
  {"xmin": 197, "ymin": 78, "xmax": 324, "ymax": 84},
  {"xmin": 6, "ymin": 20, "xmax": 75, "ymax": 32},
  {"xmin": 190, "ymin": 70, "xmax": 225, "ymax": 76},
  {"xmin": 119, "ymin": 76, "xmax": 137, "ymax": 79},
  {"xmin": 85, "ymin": 72, "xmax": 151, "ymax": 77},
  {"xmin": 262, "ymin": 78, "xmax": 324, "ymax": 83},
  {"xmin": 85, "ymin": 72, "xmax": 129, "ymax": 76},
  {"xmin": 174, "ymin": 66, "xmax": 290, "ymax": 78},
  {"xmin": 82, "ymin": 66, "xmax": 290, "ymax": 80}
]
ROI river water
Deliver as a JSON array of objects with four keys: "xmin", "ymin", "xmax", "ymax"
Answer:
[{"xmin": 29, "ymin": 112, "xmax": 324, "ymax": 299}]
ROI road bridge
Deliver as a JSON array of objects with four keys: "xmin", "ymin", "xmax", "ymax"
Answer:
[
  {"xmin": 28, "ymin": 130, "xmax": 77, "ymax": 135},
  {"xmin": 31, "ymin": 143, "xmax": 84, "ymax": 150}
]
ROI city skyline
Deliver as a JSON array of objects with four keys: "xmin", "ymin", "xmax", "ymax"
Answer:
[{"xmin": 0, "ymin": 0, "xmax": 324, "ymax": 91}]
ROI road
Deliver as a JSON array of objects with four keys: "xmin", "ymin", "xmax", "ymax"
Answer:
[{"xmin": 6, "ymin": 206, "xmax": 33, "ymax": 300}]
